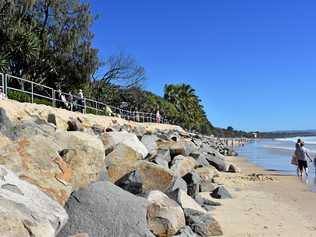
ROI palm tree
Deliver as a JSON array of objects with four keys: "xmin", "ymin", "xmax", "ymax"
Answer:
[{"xmin": 163, "ymin": 83, "xmax": 212, "ymax": 131}]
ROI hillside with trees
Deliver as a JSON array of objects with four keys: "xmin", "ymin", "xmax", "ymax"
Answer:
[{"xmin": 0, "ymin": 0, "xmax": 249, "ymax": 136}]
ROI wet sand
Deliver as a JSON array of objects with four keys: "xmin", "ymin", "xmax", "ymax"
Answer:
[{"xmin": 212, "ymin": 156, "xmax": 316, "ymax": 237}]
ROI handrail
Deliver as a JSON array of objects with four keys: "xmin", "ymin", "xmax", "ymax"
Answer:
[
  {"xmin": 0, "ymin": 73, "xmax": 4, "ymax": 91},
  {"xmin": 1, "ymin": 73, "xmax": 171, "ymax": 124}
]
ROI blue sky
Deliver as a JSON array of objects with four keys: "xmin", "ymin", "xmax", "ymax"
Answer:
[{"xmin": 89, "ymin": 0, "xmax": 316, "ymax": 132}]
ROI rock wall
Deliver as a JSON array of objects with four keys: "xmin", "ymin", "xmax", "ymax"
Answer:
[{"xmin": 0, "ymin": 99, "xmax": 239, "ymax": 237}]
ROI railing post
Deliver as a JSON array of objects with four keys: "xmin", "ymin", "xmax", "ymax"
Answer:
[
  {"xmin": 0, "ymin": 73, "xmax": 3, "ymax": 91},
  {"xmin": 84, "ymin": 98, "xmax": 86, "ymax": 114},
  {"xmin": 52, "ymin": 89, "xmax": 55, "ymax": 107},
  {"xmin": 95, "ymin": 101, "xmax": 98, "ymax": 115},
  {"xmin": 4, "ymin": 74, "xmax": 8, "ymax": 96},
  {"xmin": 31, "ymin": 82, "xmax": 34, "ymax": 103}
]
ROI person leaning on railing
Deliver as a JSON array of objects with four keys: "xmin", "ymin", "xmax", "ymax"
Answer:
[
  {"xmin": 67, "ymin": 92, "xmax": 74, "ymax": 111},
  {"xmin": 156, "ymin": 110, "xmax": 161, "ymax": 123}
]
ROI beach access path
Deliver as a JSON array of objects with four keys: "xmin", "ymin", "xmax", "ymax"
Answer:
[{"xmin": 212, "ymin": 156, "xmax": 316, "ymax": 237}]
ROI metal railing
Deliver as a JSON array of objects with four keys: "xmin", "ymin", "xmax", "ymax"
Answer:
[
  {"xmin": 0, "ymin": 73, "xmax": 4, "ymax": 91},
  {"xmin": 1, "ymin": 73, "xmax": 171, "ymax": 124}
]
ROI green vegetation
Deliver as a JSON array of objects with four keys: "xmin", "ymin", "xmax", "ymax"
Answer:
[
  {"xmin": 8, "ymin": 90, "xmax": 52, "ymax": 106},
  {"xmin": 0, "ymin": 0, "xmax": 250, "ymax": 136}
]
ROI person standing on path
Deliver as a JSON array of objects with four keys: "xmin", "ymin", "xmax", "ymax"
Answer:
[{"xmin": 297, "ymin": 141, "xmax": 312, "ymax": 176}]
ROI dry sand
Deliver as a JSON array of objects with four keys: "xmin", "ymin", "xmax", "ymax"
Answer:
[{"xmin": 212, "ymin": 156, "xmax": 316, "ymax": 237}]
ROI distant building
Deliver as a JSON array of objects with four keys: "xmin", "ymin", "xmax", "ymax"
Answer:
[{"xmin": 252, "ymin": 132, "xmax": 258, "ymax": 138}]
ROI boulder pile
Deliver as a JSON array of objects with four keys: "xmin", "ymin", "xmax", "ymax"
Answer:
[{"xmin": 0, "ymin": 100, "xmax": 240, "ymax": 237}]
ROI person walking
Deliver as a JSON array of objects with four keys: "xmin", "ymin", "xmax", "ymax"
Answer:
[
  {"xmin": 297, "ymin": 141, "xmax": 312, "ymax": 176},
  {"xmin": 293, "ymin": 139, "xmax": 301, "ymax": 176}
]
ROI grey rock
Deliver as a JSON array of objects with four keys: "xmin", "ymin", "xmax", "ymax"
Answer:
[
  {"xmin": 0, "ymin": 107, "xmax": 13, "ymax": 136},
  {"xmin": 211, "ymin": 186, "xmax": 232, "ymax": 199},
  {"xmin": 47, "ymin": 113, "xmax": 57, "ymax": 126},
  {"xmin": 0, "ymin": 166, "xmax": 68, "ymax": 236},
  {"xmin": 58, "ymin": 181, "xmax": 154, "ymax": 237},
  {"xmin": 200, "ymin": 182, "xmax": 217, "ymax": 193},
  {"xmin": 167, "ymin": 189, "xmax": 206, "ymax": 214},
  {"xmin": 165, "ymin": 177, "xmax": 188, "ymax": 193},
  {"xmin": 184, "ymin": 209, "xmax": 223, "ymax": 236},
  {"xmin": 174, "ymin": 226, "xmax": 198, "ymax": 237},
  {"xmin": 182, "ymin": 171, "xmax": 201, "ymax": 198},
  {"xmin": 146, "ymin": 190, "xmax": 185, "ymax": 237},
  {"xmin": 204, "ymin": 149, "xmax": 229, "ymax": 171},
  {"xmin": 67, "ymin": 117, "xmax": 83, "ymax": 131},
  {"xmin": 195, "ymin": 194, "xmax": 222, "ymax": 207},
  {"xmin": 55, "ymin": 131, "xmax": 106, "ymax": 191},
  {"xmin": 8, "ymin": 119, "xmax": 56, "ymax": 140},
  {"xmin": 191, "ymin": 152, "xmax": 210, "ymax": 167},
  {"xmin": 170, "ymin": 155, "xmax": 198, "ymax": 177},
  {"xmin": 115, "ymin": 170, "xmax": 143, "ymax": 195},
  {"xmin": 103, "ymin": 131, "xmax": 148, "ymax": 158},
  {"xmin": 141, "ymin": 134, "xmax": 159, "ymax": 155},
  {"xmin": 153, "ymin": 149, "xmax": 171, "ymax": 169},
  {"xmin": 202, "ymin": 204, "xmax": 215, "ymax": 212},
  {"xmin": 228, "ymin": 163, "xmax": 241, "ymax": 173}
]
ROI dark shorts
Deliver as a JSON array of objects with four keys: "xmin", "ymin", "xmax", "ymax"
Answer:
[{"xmin": 298, "ymin": 160, "xmax": 308, "ymax": 170}]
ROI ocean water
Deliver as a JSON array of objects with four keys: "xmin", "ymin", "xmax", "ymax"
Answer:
[{"xmin": 236, "ymin": 137, "xmax": 316, "ymax": 192}]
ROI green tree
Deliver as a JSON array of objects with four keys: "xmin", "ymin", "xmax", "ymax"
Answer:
[
  {"xmin": 0, "ymin": 0, "xmax": 99, "ymax": 90},
  {"xmin": 164, "ymin": 83, "xmax": 214, "ymax": 134}
]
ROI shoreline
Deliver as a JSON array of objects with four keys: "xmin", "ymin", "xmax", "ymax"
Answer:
[{"xmin": 212, "ymin": 156, "xmax": 316, "ymax": 237}]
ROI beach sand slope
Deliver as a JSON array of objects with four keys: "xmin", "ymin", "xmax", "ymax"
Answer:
[{"xmin": 212, "ymin": 156, "xmax": 316, "ymax": 237}]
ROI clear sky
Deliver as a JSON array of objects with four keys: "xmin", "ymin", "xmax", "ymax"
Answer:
[{"xmin": 89, "ymin": 0, "xmax": 316, "ymax": 132}]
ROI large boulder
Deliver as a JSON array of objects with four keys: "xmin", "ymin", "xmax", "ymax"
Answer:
[
  {"xmin": 184, "ymin": 209, "xmax": 223, "ymax": 237},
  {"xmin": 227, "ymin": 163, "xmax": 241, "ymax": 173},
  {"xmin": 0, "ymin": 135, "xmax": 72, "ymax": 205},
  {"xmin": 157, "ymin": 140, "xmax": 197, "ymax": 158},
  {"xmin": 195, "ymin": 192, "xmax": 222, "ymax": 207},
  {"xmin": 8, "ymin": 119, "xmax": 56, "ymax": 140},
  {"xmin": 58, "ymin": 181, "xmax": 154, "ymax": 237},
  {"xmin": 167, "ymin": 189, "xmax": 206, "ymax": 214},
  {"xmin": 157, "ymin": 140, "xmax": 185, "ymax": 157},
  {"xmin": 182, "ymin": 171, "xmax": 201, "ymax": 198},
  {"xmin": 0, "ymin": 166, "xmax": 68, "ymax": 236},
  {"xmin": 55, "ymin": 131, "xmax": 105, "ymax": 191},
  {"xmin": 0, "ymin": 133, "xmax": 11, "ymax": 150},
  {"xmin": 146, "ymin": 190, "xmax": 185, "ymax": 237},
  {"xmin": 104, "ymin": 143, "xmax": 142, "ymax": 167},
  {"xmin": 115, "ymin": 170, "xmax": 143, "ymax": 194},
  {"xmin": 210, "ymin": 186, "xmax": 232, "ymax": 199},
  {"xmin": 174, "ymin": 226, "xmax": 199, "ymax": 237},
  {"xmin": 195, "ymin": 167, "xmax": 219, "ymax": 192},
  {"xmin": 141, "ymin": 134, "xmax": 159, "ymax": 155},
  {"xmin": 165, "ymin": 177, "xmax": 188, "ymax": 193},
  {"xmin": 102, "ymin": 131, "xmax": 148, "ymax": 158},
  {"xmin": 153, "ymin": 149, "xmax": 171, "ymax": 169},
  {"xmin": 107, "ymin": 160, "xmax": 175, "ymax": 192},
  {"xmin": 170, "ymin": 155, "xmax": 198, "ymax": 177},
  {"xmin": 191, "ymin": 152, "xmax": 211, "ymax": 167},
  {"xmin": 67, "ymin": 117, "xmax": 83, "ymax": 131},
  {"xmin": 204, "ymin": 149, "xmax": 229, "ymax": 172}
]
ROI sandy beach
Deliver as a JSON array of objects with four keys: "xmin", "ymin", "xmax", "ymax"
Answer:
[{"xmin": 212, "ymin": 156, "xmax": 316, "ymax": 237}]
